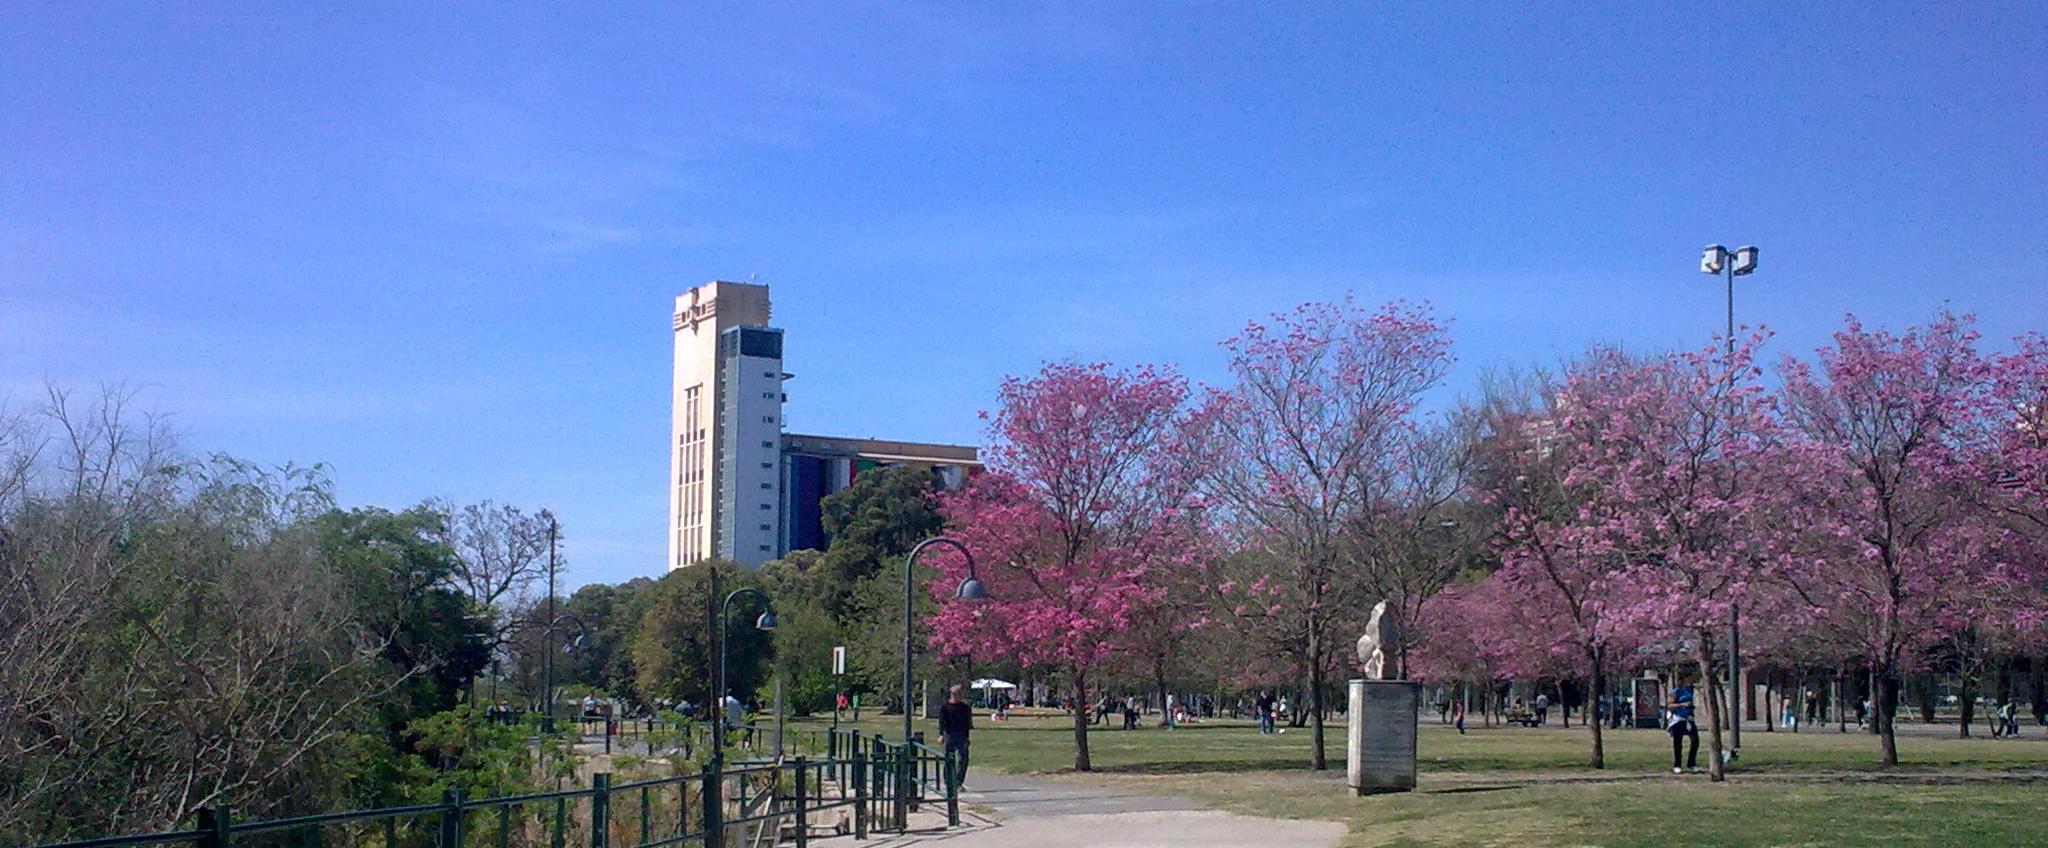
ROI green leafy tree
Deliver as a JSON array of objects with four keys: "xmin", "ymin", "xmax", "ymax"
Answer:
[
  {"xmin": 629, "ymin": 562, "xmax": 774, "ymax": 706},
  {"xmin": 758, "ymin": 551, "xmax": 842, "ymax": 714},
  {"xmin": 817, "ymin": 466, "xmax": 945, "ymax": 617},
  {"xmin": 318, "ymin": 506, "xmax": 494, "ymax": 727},
  {"xmin": 565, "ymin": 578, "xmax": 653, "ymax": 698}
]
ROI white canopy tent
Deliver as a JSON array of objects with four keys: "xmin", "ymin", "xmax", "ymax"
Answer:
[{"xmin": 970, "ymin": 678, "xmax": 1017, "ymax": 691}]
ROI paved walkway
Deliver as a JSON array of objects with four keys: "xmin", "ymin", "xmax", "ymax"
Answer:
[{"xmin": 867, "ymin": 771, "xmax": 1345, "ymax": 848}]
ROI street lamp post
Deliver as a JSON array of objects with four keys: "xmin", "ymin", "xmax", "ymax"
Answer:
[
  {"xmin": 540, "ymin": 514, "xmax": 559, "ymax": 732},
  {"xmin": 713, "ymin": 586, "xmax": 777, "ymax": 765},
  {"xmin": 529, "ymin": 610, "xmax": 590, "ymax": 784},
  {"xmin": 1700, "ymin": 243, "xmax": 1758, "ymax": 755},
  {"xmin": 902, "ymin": 537, "xmax": 988, "ymax": 746},
  {"xmin": 540, "ymin": 612, "xmax": 592, "ymax": 732}
]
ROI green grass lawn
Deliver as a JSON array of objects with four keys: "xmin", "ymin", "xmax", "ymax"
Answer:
[
  {"xmin": 789, "ymin": 711, "xmax": 2045, "ymax": 774},
  {"xmin": 785, "ymin": 712, "xmax": 2048, "ymax": 846}
]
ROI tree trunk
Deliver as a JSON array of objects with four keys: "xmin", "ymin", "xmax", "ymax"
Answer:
[
  {"xmin": 1587, "ymin": 654, "xmax": 1606, "ymax": 769},
  {"xmin": 1071, "ymin": 671, "xmax": 1092, "ymax": 771},
  {"xmin": 1876, "ymin": 668, "xmax": 1899, "ymax": 766},
  {"xmin": 2030, "ymin": 656, "xmax": 2046, "ymax": 726},
  {"xmin": 1153, "ymin": 662, "xmax": 1170, "ymax": 730},
  {"xmin": 1958, "ymin": 670, "xmax": 1976, "ymax": 738},
  {"xmin": 1308, "ymin": 627, "xmax": 1327, "ymax": 770},
  {"xmin": 1763, "ymin": 677, "xmax": 1776, "ymax": 733},
  {"xmin": 1843, "ymin": 667, "xmax": 1859, "ymax": 737},
  {"xmin": 1914, "ymin": 674, "xmax": 1936, "ymax": 724},
  {"xmin": 1743, "ymin": 668, "xmax": 1758, "ymax": 724},
  {"xmin": 1694, "ymin": 636, "xmax": 1727, "ymax": 782}
]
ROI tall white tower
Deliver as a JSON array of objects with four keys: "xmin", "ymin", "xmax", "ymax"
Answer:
[{"xmin": 669, "ymin": 281, "xmax": 783, "ymax": 569}]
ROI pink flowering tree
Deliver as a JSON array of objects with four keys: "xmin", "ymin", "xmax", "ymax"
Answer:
[
  {"xmin": 1552, "ymin": 338, "xmax": 1785, "ymax": 781},
  {"xmin": 1472, "ymin": 375, "xmax": 1640, "ymax": 768},
  {"xmin": 926, "ymin": 362, "xmax": 1209, "ymax": 771},
  {"xmin": 1987, "ymin": 334, "xmax": 2048, "ymax": 725},
  {"xmin": 1200, "ymin": 300, "xmax": 1454, "ymax": 770},
  {"xmin": 1777, "ymin": 313, "xmax": 2005, "ymax": 765},
  {"xmin": 1989, "ymin": 333, "xmax": 2048, "ymax": 558}
]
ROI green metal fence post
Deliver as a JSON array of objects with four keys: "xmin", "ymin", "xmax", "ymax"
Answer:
[
  {"xmin": 590, "ymin": 773, "xmax": 610, "ymax": 848},
  {"xmin": 196, "ymin": 805, "xmax": 232, "ymax": 848},
  {"xmin": 639, "ymin": 785, "xmax": 651, "ymax": 846},
  {"xmin": 700, "ymin": 759, "xmax": 721, "ymax": 848},
  {"xmin": 852, "ymin": 747, "xmax": 867, "ymax": 840},
  {"xmin": 439, "ymin": 787, "xmax": 465, "ymax": 848},
  {"xmin": 893, "ymin": 742, "xmax": 908, "ymax": 832},
  {"xmin": 943, "ymin": 749, "xmax": 959, "ymax": 827},
  {"xmin": 793, "ymin": 757, "xmax": 808, "ymax": 848},
  {"xmin": 552, "ymin": 798, "xmax": 566, "ymax": 848}
]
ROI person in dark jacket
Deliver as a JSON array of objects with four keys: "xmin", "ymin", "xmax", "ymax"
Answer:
[{"xmin": 938, "ymin": 684, "xmax": 974, "ymax": 789}]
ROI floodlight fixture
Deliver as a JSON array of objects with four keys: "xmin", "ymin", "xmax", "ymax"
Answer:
[
  {"xmin": 1731, "ymin": 246, "xmax": 1758, "ymax": 276},
  {"xmin": 1700, "ymin": 244, "xmax": 1728, "ymax": 275}
]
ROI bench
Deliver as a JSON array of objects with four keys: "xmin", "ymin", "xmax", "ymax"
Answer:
[{"xmin": 1504, "ymin": 709, "xmax": 1542, "ymax": 727}]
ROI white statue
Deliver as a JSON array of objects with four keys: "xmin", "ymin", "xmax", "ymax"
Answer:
[{"xmin": 1356, "ymin": 600, "xmax": 1390, "ymax": 680}]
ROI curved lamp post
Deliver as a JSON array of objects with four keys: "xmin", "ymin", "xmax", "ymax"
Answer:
[
  {"xmin": 526, "ymin": 611, "xmax": 590, "ymax": 783},
  {"xmin": 903, "ymin": 536, "xmax": 988, "ymax": 746},
  {"xmin": 714, "ymin": 586, "xmax": 777, "ymax": 764},
  {"xmin": 540, "ymin": 612, "xmax": 592, "ymax": 734}
]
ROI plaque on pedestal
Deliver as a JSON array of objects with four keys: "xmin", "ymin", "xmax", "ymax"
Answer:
[{"xmin": 1347, "ymin": 678, "xmax": 1420, "ymax": 795}]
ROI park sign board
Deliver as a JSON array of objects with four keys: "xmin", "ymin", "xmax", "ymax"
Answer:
[
  {"xmin": 1633, "ymin": 678, "xmax": 1664, "ymax": 729},
  {"xmin": 832, "ymin": 646, "xmax": 846, "ymax": 676}
]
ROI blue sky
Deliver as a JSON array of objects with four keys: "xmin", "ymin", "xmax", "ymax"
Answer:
[{"xmin": 5, "ymin": 2, "xmax": 2042, "ymax": 588}]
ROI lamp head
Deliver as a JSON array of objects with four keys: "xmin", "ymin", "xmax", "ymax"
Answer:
[
  {"xmin": 1700, "ymin": 244, "xmax": 1727, "ymax": 274},
  {"xmin": 1731, "ymin": 245, "xmax": 1758, "ymax": 276},
  {"xmin": 955, "ymin": 577, "xmax": 988, "ymax": 601},
  {"xmin": 755, "ymin": 610, "xmax": 778, "ymax": 631}
]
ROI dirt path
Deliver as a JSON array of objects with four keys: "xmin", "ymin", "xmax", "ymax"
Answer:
[{"xmin": 866, "ymin": 771, "xmax": 1345, "ymax": 848}]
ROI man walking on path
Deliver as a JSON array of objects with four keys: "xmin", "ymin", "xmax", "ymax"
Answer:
[
  {"xmin": 1256, "ymin": 691, "xmax": 1276, "ymax": 735},
  {"xmin": 939, "ymin": 684, "xmax": 974, "ymax": 790}
]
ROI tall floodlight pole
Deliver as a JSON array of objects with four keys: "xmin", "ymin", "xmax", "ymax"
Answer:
[
  {"xmin": 1700, "ymin": 244, "xmax": 1758, "ymax": 755},
  {"xmin": 902, "ymin": 537, "xmax": 988, "ymax": 745},
  {"xmin": 542, "ymin": 514, "xmax": 558, "ymax": 733}
]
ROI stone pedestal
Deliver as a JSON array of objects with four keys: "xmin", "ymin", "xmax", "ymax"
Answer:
[{"xmin": 1347, "ymin": 678, "xmax": 1420, "ymax": 795}]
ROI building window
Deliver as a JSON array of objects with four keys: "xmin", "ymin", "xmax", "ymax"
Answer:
[
  {"xmin": 760, "ymin": 482, "xmax": 773, "ymax": 490},
  {"xmin": 762, "ymin": 416, "xmax": 775, "ymax": 424},
  {"xmin": 760, "ymin": 503, "xmax": 772, "ymax": 510},
  {"xmin": 759, "ymin": 523, "xmax": 772, "ymax": 531},
  {"xmin": 761, "ymin": 462, "xmax": 774, "ymax": 469},
  {"xmin": 762, "ymin": 440, "xmax": 775, "ymax": 449},
  {"xmin": 759, "ymin": 545, "xmax": 771, "ymax": 552}
]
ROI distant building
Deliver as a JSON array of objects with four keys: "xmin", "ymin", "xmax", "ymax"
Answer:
[{"xmin": 668, "ymin": 282, "xmax": 979, "ymax": 570}]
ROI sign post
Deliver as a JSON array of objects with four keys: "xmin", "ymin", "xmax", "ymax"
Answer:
[{"xmin": 831, "ymin": 646, "xmax": 846, "ymax": 736}]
